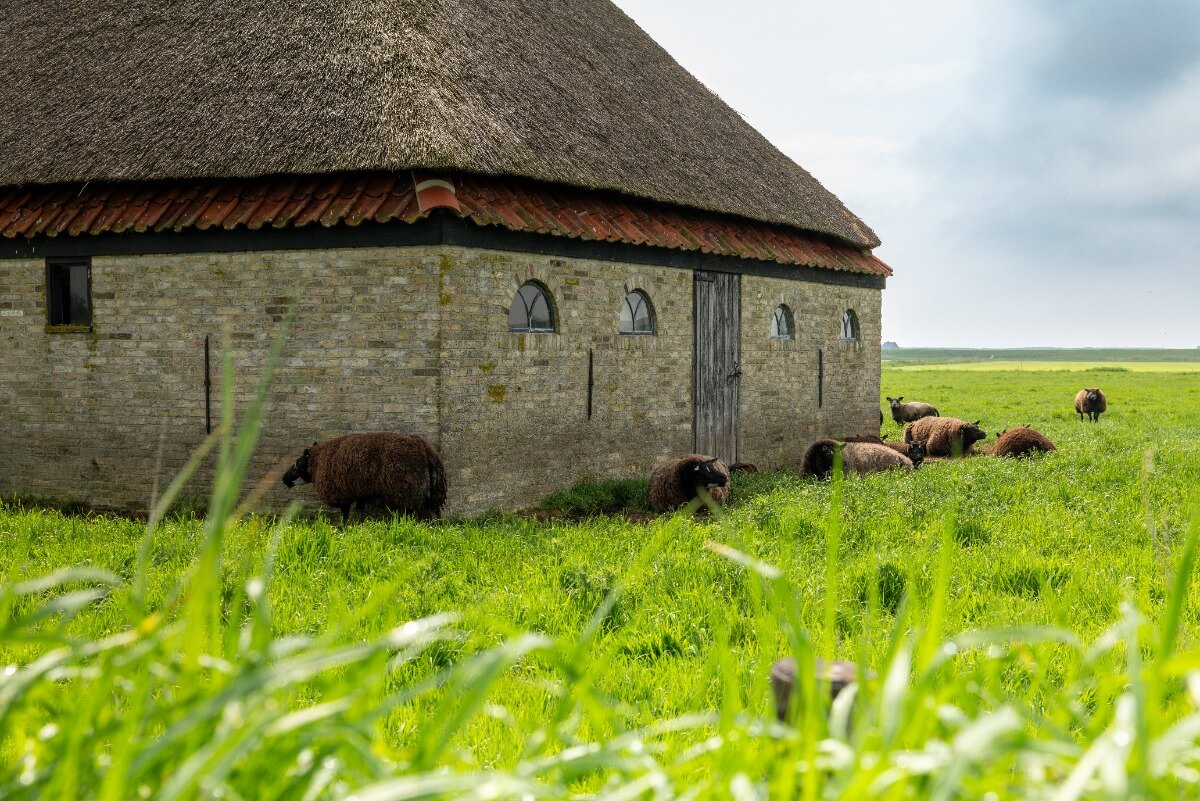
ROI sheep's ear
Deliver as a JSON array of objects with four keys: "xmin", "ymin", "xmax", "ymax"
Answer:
[
  {"xmin": 704, "ymin": 457, "xmax": 719, "ymax": 465},
  {"xmin": 973, "ymin": 420, "xmax": 981, "ymax": 426}
]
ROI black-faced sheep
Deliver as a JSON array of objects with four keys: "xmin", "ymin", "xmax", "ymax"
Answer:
[
  {"xmin": 648, "ymin": 454, "xmax": 730, "ymax": 512},
  {"xmin": 886, "ymin": 396, "xmax": 939, "ymax": 425},
  {"xmin": 282, "ymin": 433, "xmax": 447, "ymax": 524},
  {"xmin": 904, "ymin": 416, "xmax": 987, "ymax": 457},
  {"xmin": 802, "ymin": 439, "xmax": 914, "ymax": 479},
  {"xmin": 1075, "ymin": 388, "xmax": 1107, "ymax": 422},
  {"xmin": 992, "ymin": 426, "xmax": 1056, "ymax": 458}
]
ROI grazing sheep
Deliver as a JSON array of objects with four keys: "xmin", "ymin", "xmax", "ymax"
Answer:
[
  {"xmin": 1075, "ymin": 388, "xmax": 1107, "ymax": 422},
  {"xmin": 992, "ymin": 426, "xmax": 1056, "ymax": 458},
  {"xmin": 729, "ymin": 462, "xmax": 759, "ymax": 474},
  {"xmin": 282, "ymin": 433, "xmax": 447, "ymax": 524},
  {"xmin": 648, "ymin": 454, "xmax": 730, "ymax": 512},
  {"xmin": 802, "ymin": 439, "xmax": 913, "ymax": 479},
  {"xmin": 905, "ymin": 416, "xmax": 987, "ymax": 457},
  {"xmin": 886, "ymin": 396, "xmax": 940, "ymax": 425}
]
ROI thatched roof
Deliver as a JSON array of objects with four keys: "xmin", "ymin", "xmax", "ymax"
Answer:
[{"xmin": 0, "ymin": 0, "xmax": 880, "ymax": 249}]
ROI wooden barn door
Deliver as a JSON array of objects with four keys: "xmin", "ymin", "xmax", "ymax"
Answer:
[{"xmin": 693, "ymin": 271, "xmax": 740, "ymax": 463}]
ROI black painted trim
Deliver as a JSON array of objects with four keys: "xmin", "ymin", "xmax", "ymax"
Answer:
[{"xmin": 1, "ymin": 213, "xmax": 887, "ymax": 289}]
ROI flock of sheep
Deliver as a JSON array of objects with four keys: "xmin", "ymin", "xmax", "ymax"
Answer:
[{"xmin": 279, "ymin": 387, "xmax": 1109, "ymax": 521}]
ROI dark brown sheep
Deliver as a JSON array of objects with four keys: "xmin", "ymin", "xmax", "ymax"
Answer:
[
  {"xmin": 905, "ymin": 417, "xmax": 987, "ymax": 457},
  {"xmin": 802, "ymin": 439, "xmax": 913, "ymax": 479},
  {"xmin": 992, "ymin": 426, "xmax": 1056, "ymax": 458},
  {"xmin": 1075, "ymin": 388, "xmax": 1107, "ymax": 422},
  {"xmin": 729, "ymin": 462, "xmax": 759, "ymax": 474},
  {"xmin": 282, "ymin": 433, "xmax": 447, "ymax": 524},
  {"xmin": 648, "ymin": 454, "xmax": 730, "ymax": 512}
]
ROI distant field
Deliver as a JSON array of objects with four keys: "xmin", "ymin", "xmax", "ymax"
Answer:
[
  {"xmin": 883, "ymin": 347, "xmax": 1200, "ymax": 365},
  {"xmin": 889, "ymin": 360, "xmax": 1200, "ymax": 372}
]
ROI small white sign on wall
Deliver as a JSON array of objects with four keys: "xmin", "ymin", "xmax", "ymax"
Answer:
[{"xmin": 0, "ymin": 310, "xmax": 24, "ymax": 318}]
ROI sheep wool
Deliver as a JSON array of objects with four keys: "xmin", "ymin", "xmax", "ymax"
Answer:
[
  {"xmin": 285, "ymin": 433, "xmax": 447, "ymax": 523},
  {"xmin": 1075, "ymin": 388, "xmax": 1107, "ymax": 422},
  {"xmin": 993, "ymin": 426, "xmax": 1056, "ymax": 458},
  {"xmin": 802, "ymin": 439, "xmax": 913, "ymax": 479},
  {"xmin": 648, "ymin": 454, "xmax": 730, "ymax": 512},
  {"xmin": 905, "ymin": 416, "xmax": 987, "ymax": 457}
]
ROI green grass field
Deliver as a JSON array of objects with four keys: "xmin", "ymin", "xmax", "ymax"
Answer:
[{"xmin": 4, "ymin": 363, "xmax": 1200, "ymax": 798}]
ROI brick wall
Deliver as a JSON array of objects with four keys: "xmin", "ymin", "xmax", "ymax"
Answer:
[
  {"xmin": 738, "ymin": 275, "xmax": 882, "ymax": 470},
  {"xmin": 0, "ymin": 246, "xmax": 882, "ymax": 516}
]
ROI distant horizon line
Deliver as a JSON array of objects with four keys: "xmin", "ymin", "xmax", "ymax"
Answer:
[{"xmin": 881, "ymin": 345, "xmax": 1200, "ymax": 351}]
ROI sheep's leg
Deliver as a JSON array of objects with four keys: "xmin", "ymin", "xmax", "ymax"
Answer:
[{"xmin": 339, "ymin": 503, "xmax": 352, "ymax": 525}]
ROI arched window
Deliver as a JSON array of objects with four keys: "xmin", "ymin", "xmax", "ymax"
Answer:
[
  {"xmin": 619, "ymin": 290, "xmax": 655, "ymax": 335},
  {"xmin": 841, "ymin": 309, "xmax": 860, "ymax": 341},
  {"xmin": 508, "ymin": 281, "xmax": 556, "ymax": 332},
  {"xmin": 771, "ymin": 304, "xmax": 794, "ymax": 339}
]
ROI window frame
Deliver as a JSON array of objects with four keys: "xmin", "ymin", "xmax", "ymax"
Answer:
[
  {"xmin": 507, "ymin": 280, "xmax": 557, "ymax": 333},
  {"xmin": 618, "ymin": 289, "xmax": 656, "ymax": 336},
  {"xmin": 45, "ymin": 257, "xmax": 93, "ymax": 332},
  {"xmin": 771, "ymin": 304, "xmax": 795, "ymax": 340},
  {"xmin": 840, "ymin": 309, "xmax": 859, "ymax": 342}
]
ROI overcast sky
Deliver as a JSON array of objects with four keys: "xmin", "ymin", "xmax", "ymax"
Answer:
[{"xmin": 613, "ymin": 0, "xmax": 1200, "ymax": 348}]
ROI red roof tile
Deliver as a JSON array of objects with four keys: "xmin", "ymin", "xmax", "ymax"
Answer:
[{"xmin": 0, "ymin": 172, "xmax": 891, "ymax": 276}]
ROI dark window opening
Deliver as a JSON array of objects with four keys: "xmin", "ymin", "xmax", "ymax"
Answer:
[
  {"xmin": 508, "ymin": 281, "xmax": 556, "ymax": 333},
  {"xmin": 46, "ymin": 259, "xmax": 92, "ymax": 328},
  {"xmin": 619, "ymin": 289, "xmax": 655, "ymax": 335},
  {"xmin": 771, "ymin": 304, "xmax": 794, "ymax": 339},
  {"xmin": 841, "ymin": 309, "xmax": 859, "ymax": 341}
]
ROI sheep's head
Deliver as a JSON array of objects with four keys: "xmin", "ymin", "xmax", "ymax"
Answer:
[
  {"xmin": 1086, "ymin": 389, "xmax": 1102, "ymax": 404},
  {"xmin": 282, "ymin": 448, "xmax": 313, "ymax": 488},
  {"xmin": 692, "ymin": 457, "xmax": 729, "ymax": 489},
  {"xmin": 886, "ymin": 396, "xmax": 903, "ymax": 409},
  {"xmin": 907, "ymin": 441, "xmax": 926, "ymax": 468},
  {"xmin": 802, "ymin": 440, "xmax": 839, "ymax": 479},
  {"xmin": 995, "ymin": 429, "xmax": 1008, "ymax": 439},
  {"xmin": 962, "ymin": 421, "xmax": 987, "ymax": 448}
]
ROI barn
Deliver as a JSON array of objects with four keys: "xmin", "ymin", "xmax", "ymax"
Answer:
[{"xmin": 0, "ymin": 0, "xmax": 890, "ymax": 515}]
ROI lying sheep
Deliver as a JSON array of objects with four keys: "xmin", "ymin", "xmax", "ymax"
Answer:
[
  {"xmin": 842, "ymin": 435, "xmax": 926, "ymax": 468},
  {"xmin": 282, "ymin": 433, "xmax": 447, "ymax": 524},
  {"xmin": 802, "ymin": 439, "xmax": 914, "ymax": 479},
  {"xmin": 648, "ymin": 454, "xmax": 730, "ymax": 512},
  {"xmin": 992, "ymin": 426, "xmax": 1056, "ymax": 458},
  {"xmin": 905, "ymin": 416, "xmax": 987, "ymax": 457},
  {"xmin": 1075, "ymin": 388, "xmax": 1107, "ymax": 423},
  {"xmin": 886, "ymin": 396, "xmax": 939, "ymax": 425}
]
